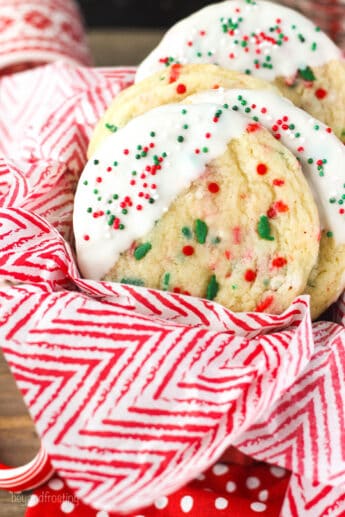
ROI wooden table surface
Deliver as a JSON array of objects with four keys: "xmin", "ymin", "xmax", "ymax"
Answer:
[{"xmin": 0, "ymin": 28, "xmax": 163, "ymax": 517}]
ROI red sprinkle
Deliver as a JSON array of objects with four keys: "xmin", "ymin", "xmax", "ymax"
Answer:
[
  {"xmin": 256, "ymin": 163, "xmax": 268, "ymax": 175},
  {"xmin": 173, "ymin": 287, "xmax": 181, "ymax": 293},
  {"xmin": 208, "ymin": 182, "xmax": 220, "ymax": 193},
  {"xmin": 246, "ymin": 122, "xmax": 260, "ymax": 133},
  {"xmin": 244, "ymin": 269, "xmax": 257, "ymax": 282},
  {"xmin": 183, "ymin": 245, "xmax": 194, "ymax": 256},
  {"xmin": 272, "ymin": 257, "xmax": 287, "ymax": 268},
  {"xmin": 326, "ymin": 127, "xmax": 332, "ymax": 133},
  {"xmin": 261, "ymin": 108, "xmax": 267, "ymax": 114},
  {"xmin": 232, "ymin": 226, "xmax": 241, "ymax": 244},
  {"xmin": 169, "ymin": 63, "xmax": 182, "ymax": 83},
  {"xmin": 225, "ymin": 250, "xmax": 231, "ymax": 260},
  {"xmin": 255, "ymin": 295, "xmax": 274, "ymax": 312},
  {"xmin": 273, "ymin": 178, "xmax": 285, "ymax": 186},
  {"xmin": 205, "ymin": 132, "xmax": 211, "ymax": 138},
  {"xmin": 315, "ymin": 88, "xmax": 327, "ymax": 99},
  {"xmin": 275, "ymin": 200, "xmax": 289, "ymax": 213},
  {"xmin": 83, "ymin": 235, "xmax": 90, "ymax": 241},
  {"xmin": 96, "ymin": 177, "xmax": 102, "ymax": 183},
  {"xmin": 176, "ymin": 83, "xmax": 187, "ymax": 94},
  {"xmin": 267, "ymin": 206, "xmax": 277, "ymax": 218},
  {"xmin": 123, "ymin": 149, "xmax": 129, "ymax": 155}
]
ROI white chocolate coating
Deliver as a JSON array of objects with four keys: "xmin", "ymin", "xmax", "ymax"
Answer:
[{"xmin": 136, "ymin": 0, "xmax": 342, "ymax": 83}]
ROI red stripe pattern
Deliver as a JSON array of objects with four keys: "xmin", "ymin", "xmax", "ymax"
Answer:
[{"xmin": 0, "ymin": 63, "xmax": 345, "ymax": 515}]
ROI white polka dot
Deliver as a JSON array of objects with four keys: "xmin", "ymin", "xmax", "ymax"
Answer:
[
  {"xmin": 61, "ymin": 501, "xmax": 75, "ymax": 514},
  {"xmin": 96, "ymin": 512, "xmax": 109, "ymax": 517},
  {"xmin": 196, "ymin": 473, "xmax": 206, "ymax": 481},
  {"xmin": 27, "ymin": 494, "xmax": 39, "ymax": 507},
  {"xmin": 259, "ymin": 490, "xmax": 269, "ymax": 502},
  {"xmin": 246, "ymin": 476, "xmax": 260, "ymax": 489},
  {"xmin": 48, "ymin": 478, "xmax": 64, "ymax": 491},
  {"xmin": 154, "ymin": 496, "xmax": 168, "ymax": 510},
  {"xmin": 180, "ymin": 495, "xmax": 194, "ymax": 513},
  {"xmin": 250, "ymin": 502, "xmax": 267, "ymax": 512},
  {"xmin": 212, "ymin": 463, "xmax": 229, "ymax": 476},
  {"xmin": 270, "ymin": 466, "xmax": 286, "ymax": 478},
  {"xmin": 226, "ymin": 481, "xmax": 237, "ymax": 493},
  {"xmin": 215, "ymin": 497, "xmax": 229, "ymax": 510}
]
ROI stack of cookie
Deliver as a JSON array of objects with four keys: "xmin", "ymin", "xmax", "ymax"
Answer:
[{"xmin": 73, "ymin": 0, "xmax": 345, "ymax": 319}]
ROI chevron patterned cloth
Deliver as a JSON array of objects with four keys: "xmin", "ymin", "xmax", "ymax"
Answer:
[{"xmin": 1, "ymin": 59, "xmax": 345, "ymax": 517}]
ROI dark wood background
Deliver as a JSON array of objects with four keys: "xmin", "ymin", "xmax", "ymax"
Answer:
[{"xmin": 0, "ymin": 28, "xmax": 163, "ymax": 517}]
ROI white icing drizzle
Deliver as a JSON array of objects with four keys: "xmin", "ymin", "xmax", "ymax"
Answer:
[
  {"xmin": 74, "ymin": 103, "xmax": 248, "ymax": 279},
  {"xmin": 136, "ymin": 0, "xmax": 342, "ymax": 83},
  {"xmin": 188, "ymin": 88, "xmax": 345, "ymax": 241}
]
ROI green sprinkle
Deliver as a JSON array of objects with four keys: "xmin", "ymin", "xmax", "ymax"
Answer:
[
  {"xmin": 257, "ymin": 215, "xmax": 275, "ymax": 241},
  {"xmin": 182, "ymin": 226, "xmax": 192, "ymax": 239},
  {"xmin": 149, "ymin": 198, "xmax": 155, "ymax": 204},
  {"xmin": 295, "ymin": 132, "xmax": 301, "ymax": 138},
  {"xmin": 307, "ymin": 158, "xmax": 313, "ymax": 164},
  {"xmin": 134, "ymin": 242, "xmax": 152, "ymax": 260},
  {"xmin": 291, "ymin": 24, "xmax": 296, "ymax": 29},
  {"xmin": 105, "ymin": 123, "xmax": 118, "ymax": 133},
  {"xmin": 122, "ymin": 208, "xmax": 128, "ymax": 214},
  {"xmin": 195, "ymin": 219, "xmax": 208, "ymax": 244},
  {"xmin": 93, "ymin": 189, "xmax": 98, "ymax": 194},
  {"xmin": 197, "ymin": 51, "xmax": 202, "ymax": 57},
  {"xmin": 223, "ymin": 103, "xmax": 229, "ymax": 109},
  {"xmin": 232, "ymin": 284, "xmax": 237, "ymax": 290},
  {"xmin": 181, "ymin": 109, "xmax": 187, "ymax": 115},
  {"xmin": 93, "ymin": 159, "xmax": 99, "ymax": 165},
  {"xmin": 150, "ymin": 131, "xmax": 156, "ymax": 137},
  {"xmin": 298, "ymin": 66, "xmax": 316, "ymax": 82},
  {"xmin": 314, "ymin": 125, "xmax": 320, "ymax": 130},
  {"xmin": 137, "ymin": 145, "xmax": 142, "ymax": 150},
  {"xmin": 119, "ymin": 224, "xmax": 125, "ymax": 230},
  {"xmin": 245, "ymin": 69, "xmax": 252, "ymax": 75},
  {"xmin": 108, "ymin": 215, "xmax": 115, "ymax": 226},
  {"xmin": 113, "ymin": 194, "xmax": 119, "ymax": 199},
  {"xmin": 83, "ymin": 180, "xmax": 88, "ymax": 186},
  {"xmin": 315, "ymin": 26, "xmax": 321, "ymax": 32},
  {"xmin": 298, "ymin": 33, "xmax": 306, "ymax": 43},
  {"xmin": 206, "ymin": 274, "xmax": 219, "ymax": 301},
  {"xmin": 113, "ymin": 161, "xmax": 118, "ymax": 166},
  {"xmin": 106, "ymin": 210, "xmax": 111, "ymax": 215},
  {"xmin": 232, "ymin": 105, "xmax": 239, "ymax": 111},
  {"xmin": 311, "ymin": 42, "xmax": 317, "ymax": 51},
  {"xmin": 183, "ymin": 124, "xmax": 189, "ymax": 129},
  {"xmin": 135, "ymin": 154, "xmax": 141, "ymax": 159},
  {"xmin": 132, "ymin": 170, "xmax": 137, "ymax": 176},
  {"xmin": 339, "ymin": 199, "xmax": 344, "ymax": 205},
  {"xmin": 97, "ymin": 196, "xmax": 102, "ymax": 201},
  {"xmin": 87, "ymin": 207, "xmax": 92, "ymax": 213},
  {"xmin": 289, "ymin": 124, "xmax": 295, "ymax": 130},
  {"xmin": 263, "ymin": 278, "xmax": 270, "ymax": 287},
  {"xmin": 329, "ymin": 198, "xmax": 336, "ymax": 203},
  {"xmin": 177, "ymin": 135, "xmax": 184, "ymax": 143},
  {"xmin": 253, "ymin": 116, "xmax": 259, "ymax": 122},
  {"xmin": 211, "ymin": 236, "xmax": 221, "ymax": 244},
  {"xmin": 162, "ymin": 272, "xmax": 171, "ymax": 290},
  {"xmin": 121, "ymin": 277, "xmax": 145, "ymax": 286},
  {"xmin": 141, "ymin": 151, "xmax": 147, "ymax": 157},
  {"xmin": 202, "ymin": 147, "xmax": 209, "ymax": 153},
  {"xmin": 162, "ymin": 152, "xmax": 167, "ymax": 158},
  {"xmin": 245, "ymin": 107, "xmax": 251, "ymax": 113},
  {"xmin": 326, "ymin": 231, "xmax": 333, "ymax": 238}
]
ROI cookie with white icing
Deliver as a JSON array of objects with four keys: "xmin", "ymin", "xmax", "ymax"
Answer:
[
  {"xmin": 88, "ymin": 63, "xmax": 276, "ymax": 158},
  {"xmin": 135, "ymin": 0, "xmax": 345, "ymax": 142},
  {"xmin": 74, "ymin": 100, "xmax": 320, "ymax": 315}
]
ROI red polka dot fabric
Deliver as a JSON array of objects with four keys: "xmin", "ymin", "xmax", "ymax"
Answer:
[{"xmin": 24, "ymin": 456, "xmax": 291, "ymax": 517}]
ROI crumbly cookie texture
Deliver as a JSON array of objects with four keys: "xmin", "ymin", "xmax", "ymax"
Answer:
[
  {"xmin": 134, "ymin": 0, "xmax": 344, "ymax": 142},
  {"xmin": 87, "ymin": 63, "xmax": 275, "ymax": 158},
  {"xmin": 103, "ymin": 130, "xmax": 320, "ymax": 314},
  {"xmin": 274, "ymin": 60, "xmax": 345, "ymax": 143}
]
